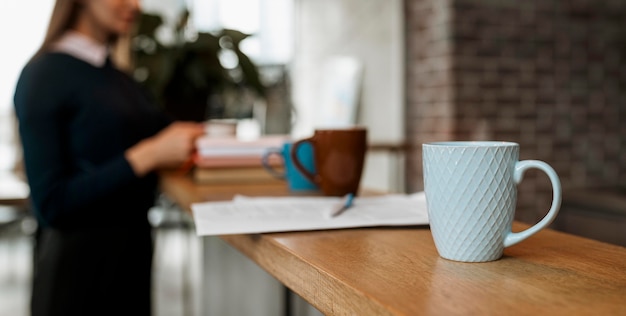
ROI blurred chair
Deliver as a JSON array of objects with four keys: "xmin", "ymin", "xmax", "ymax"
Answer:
[
  {"xmin": 0, "ymin": 111, "xmax": 34, "ymax": 283},
  {"xmin": 0, "ymin": 171, "xmax": 32, "ymax": 283}
]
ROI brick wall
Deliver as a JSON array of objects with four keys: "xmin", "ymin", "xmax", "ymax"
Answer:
[
  {"xmin": 405, "ymin": 0, "xmax": 626, "ymax": 222},
  {"xmin": 405, "ymin": 0, "xmax": 455, "ymax": 190}
]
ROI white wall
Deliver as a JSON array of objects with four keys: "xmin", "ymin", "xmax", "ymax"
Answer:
[{"xmin": 290, "ymin": 0, "xmax": 405, "ymax": 192}]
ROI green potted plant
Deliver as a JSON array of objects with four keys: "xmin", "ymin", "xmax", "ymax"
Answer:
[{"xmin": 131, "ymin": 10, "xmax": 266, "ymax": 122}]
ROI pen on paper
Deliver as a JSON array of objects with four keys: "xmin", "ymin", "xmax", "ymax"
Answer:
[{"xmin": 330, "ymin": 193, "xmax": 354, "ymax": 217}]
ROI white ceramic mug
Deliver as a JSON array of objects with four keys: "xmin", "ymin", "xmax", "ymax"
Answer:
[
  {"xmin": 422, "ymin": 141, "xmax": 561, "ymax": 262},
  {"xmin": 204, "ymin": 119, "xmax": 238, "ymax": 138}
]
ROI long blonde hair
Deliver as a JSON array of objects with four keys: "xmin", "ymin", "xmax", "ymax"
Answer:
[
  {"xmin": 33, "ymin": 0, "xmax": 80, "ymax": 60},
  {"xmin": 32, "ymin": 0, "xmax": 131, "ymax": 70}
]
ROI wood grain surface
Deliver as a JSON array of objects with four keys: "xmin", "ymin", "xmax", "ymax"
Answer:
[{"xmin": 159, "ymin": 171, "xmax": 626, "ymax": 316}]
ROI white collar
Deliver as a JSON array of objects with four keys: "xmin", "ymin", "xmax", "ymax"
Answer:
[{"xmin": 51, "ymin": 31, "xmax": 109, "ymax": 67}]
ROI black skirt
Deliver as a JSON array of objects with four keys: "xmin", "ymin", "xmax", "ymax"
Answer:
[{"xmin": 31, "ymin": 222, "xmax": 153, "ymax": 316}]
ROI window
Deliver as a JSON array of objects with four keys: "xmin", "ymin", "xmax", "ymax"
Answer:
[
  {"xmin": 186, "ymin": 0, "xmax": 294, "ymax": 65},
  {"xmin": 0, "ymin": 1, "xmax": 54, "ymax": 113}
]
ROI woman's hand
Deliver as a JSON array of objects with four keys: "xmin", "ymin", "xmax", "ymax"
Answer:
[{"xmin": 125, "ymin": 121, "xmax": 205, "ymax": 176}]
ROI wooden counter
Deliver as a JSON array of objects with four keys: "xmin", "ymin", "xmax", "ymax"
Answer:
[{"xmin": 159, "ymin": 171, "xmax": 626, "ymax": 315}]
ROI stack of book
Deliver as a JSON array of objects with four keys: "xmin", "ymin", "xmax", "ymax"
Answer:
[{"xmin": 193, "ymin": 135, "xmax": 289, "ymax": 184}]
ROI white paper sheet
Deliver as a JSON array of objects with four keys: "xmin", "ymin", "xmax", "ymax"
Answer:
[{"xmin": 191, "ymin": 192, "xmax": 429, "ymax": 236}]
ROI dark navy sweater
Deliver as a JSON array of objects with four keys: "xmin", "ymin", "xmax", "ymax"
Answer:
[{"xmin": 14, "ymin": 53, "xmax": 171, "ymax": 230}]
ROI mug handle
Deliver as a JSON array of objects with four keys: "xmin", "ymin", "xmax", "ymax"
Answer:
[
  {"xmin": 261, "ymin": 147, "xmax": 286, "ymax": 179},
  {"xmin": 504, "ymin": 160, "xmax": 562, "ymax": 247},
  {"xmin": 290, "ymin": 138, "xmax": 318, "ymax": 184}
]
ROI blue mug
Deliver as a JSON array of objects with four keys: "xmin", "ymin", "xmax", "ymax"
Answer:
[{"xmin": 262, "ymin": 141, "xmax": 318, "ymax": 191}]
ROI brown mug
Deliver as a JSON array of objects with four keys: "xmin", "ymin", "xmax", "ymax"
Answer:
[{"xmin": 291, "ymin": 127, "xmax": 367, "ymax": 196}]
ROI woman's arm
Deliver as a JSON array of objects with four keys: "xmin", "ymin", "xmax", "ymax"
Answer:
[{"xmin": 125, "ymin": 122, "xmax": 204, "ymax": 177}]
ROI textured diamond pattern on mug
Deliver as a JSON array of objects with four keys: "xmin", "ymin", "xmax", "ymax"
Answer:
[{"xmin": 424, "ymin": 146, "xmax": 518, "ymax": 262}]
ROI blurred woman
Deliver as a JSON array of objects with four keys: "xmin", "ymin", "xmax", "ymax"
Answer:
[{"xmin": 13, "ymin": 0, "xmax": 204, "ymax": 315}]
